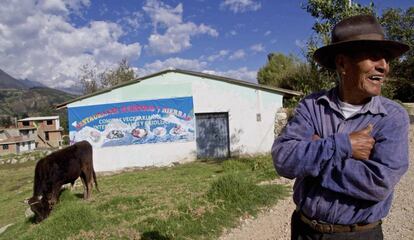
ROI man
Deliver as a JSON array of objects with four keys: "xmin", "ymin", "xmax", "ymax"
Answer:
[{"xmin": 272, "ymin": 15, "xmax": 410, "ymax": 240}]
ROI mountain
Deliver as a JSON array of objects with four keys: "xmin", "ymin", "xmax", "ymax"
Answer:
[
  {"xmin": 0, "ymin": 69, "xmax": 49, "ymax": 90},
  {"xmin": 56, "ymin": 85, "xmax": 83, "ymax": 95},
  {"xmin": 0, "ymin": 68, "xmax": 78, "ymax": 94},
  {"xmin": 0, "ymin": 69, "xmax": 29, "ymax": 90},
  {"xmin": 20, "ymin": 78, "xmax": 47, "ymax": 88},
  {"xmin": 0, "ymin": 69, "xmax": 78, "ymax": 130},
  {"xmin": 0, "ymin": 87, "xmax": 76, "ymax": 117}
]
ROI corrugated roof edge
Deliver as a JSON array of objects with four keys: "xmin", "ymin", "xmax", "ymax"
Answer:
[
  {"xmin": 55, "ymin": 68, "xmax": 302, "ymax": 110},
  {"xmin": 18, "ymin": 116, "xmax": 59, "ymax": 121}
]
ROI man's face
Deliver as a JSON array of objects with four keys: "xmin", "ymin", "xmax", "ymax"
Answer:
[{"xmin": 339, "ymin": 48, "xmax": 390, "ymax": 103}]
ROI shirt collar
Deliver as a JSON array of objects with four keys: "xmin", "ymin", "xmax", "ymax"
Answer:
[{"xmin": 316, "ymin": 87, "xmax": 388, "ymax": 116}]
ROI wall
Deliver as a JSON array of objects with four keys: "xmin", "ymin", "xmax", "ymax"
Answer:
[
  {"xmin": 47, "ymin": 131, "xmax": 62, "ymax": 147},
  {"xmin": 0, "ymin": 143, "xmax": 16, "ymax": 155},
  {"xmin": 189, "ymin": 74, "xmax": 282, "ymax": 156},
  {"xmin": 68, "ymin": 74, "xmax": 195, "ymax": 172},
  {"xmin": 68, "ymin": 72, "xmax": 283, "ymax": 172},
  {"xmin": 17, "ymin": 141, "xmax": 36, "ymax": 152}
]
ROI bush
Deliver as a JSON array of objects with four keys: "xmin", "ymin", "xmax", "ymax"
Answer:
[{"xmin": 207, "ymin": 173, "xmax": 256, "ymax": 204}]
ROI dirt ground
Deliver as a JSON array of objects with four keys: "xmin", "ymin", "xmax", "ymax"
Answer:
[{"xmin": 220, "ymin": 124, "xmax": 414, "ymax": 240}]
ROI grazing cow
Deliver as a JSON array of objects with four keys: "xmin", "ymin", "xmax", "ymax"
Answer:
[{"xmin": 27, "ymin": 141, "xmax": 99, "ymax": 223}]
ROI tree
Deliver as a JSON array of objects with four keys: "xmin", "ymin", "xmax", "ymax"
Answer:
[
  {"xmin": 79, "ymin": 63, "xmax": 100, "ymax": 94},
  {"xmin": 100, "ymin": 58, "xmax": 137, "ymax": 89},
  {"xmin": 303, "ymin": 0, "xmax": 375, "ymax": 95},
  {"xmin": 79, "ymin": 58, "xmax": 137, "ymax": 95},
  {"xmin": 257, "ymin": 53, "xmax": 302, "ymax": 89},
  {"xmin": 0, "ymin": 117, "xmax": 12, "ymax": 127},
  {"xmin": 304, "ymin": 0, "xmax": 374, "ymax": 48},
  {"xmin": 380, "ymin": 7, "xmax": 414, "ymax": 102},
  {"xmin": 258, "ymin": 1, "xmax": 375, "ymax": 104},
  {"xmin": 258, "ymin": 53, "xmax": 323, "ymax": 107}
]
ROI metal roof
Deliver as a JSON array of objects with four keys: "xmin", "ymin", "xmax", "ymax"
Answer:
[
  {"xmin": 18, "ymin": 116, "xmax": 59, "ymax": 121},
  {"xmin": 56, "ymin": 68, "xmax": 302, "ymax": 110}
]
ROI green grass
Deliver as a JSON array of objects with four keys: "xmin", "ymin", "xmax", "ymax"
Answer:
[{"xmin": 0, "ymin": 155, "xmax": 289, "ymax": 240}]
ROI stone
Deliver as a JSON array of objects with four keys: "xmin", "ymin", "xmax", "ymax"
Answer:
[
  {"xmin": 25, "ymin": 208, "xmax": 34, "ymax": 218},
  {"xmin": 0, "ymin": 223, "xmax": 14, "ymax": 235}
]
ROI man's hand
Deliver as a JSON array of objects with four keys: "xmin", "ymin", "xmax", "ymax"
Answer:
[{"xmin": 349, "ymin": 124, "xmax": 375, "ymax": 160}]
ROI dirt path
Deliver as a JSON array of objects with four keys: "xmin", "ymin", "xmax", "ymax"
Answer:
[{"xmin": 220, "ymin": 124, "xmax": 414, "ymax": 240}]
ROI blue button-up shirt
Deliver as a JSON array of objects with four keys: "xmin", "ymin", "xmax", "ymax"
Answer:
[{"xmin": 272, "ymin": 87, "xmax": 409, "ymax": 225}]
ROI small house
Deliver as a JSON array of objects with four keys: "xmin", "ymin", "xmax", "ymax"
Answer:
[
  {"xmin": 17, "ymin": 116, "xmax": 63, "ymax": 148},
  {"xmin": 56, "ymin": 69, "xmax": 301, "ymax": 172}
]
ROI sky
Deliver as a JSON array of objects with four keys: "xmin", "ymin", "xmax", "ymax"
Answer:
[{"xmin": 0, "ymin": 0, "xmax": 412, "ymax": 90}]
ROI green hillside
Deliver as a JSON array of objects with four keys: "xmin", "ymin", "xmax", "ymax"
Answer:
[{"xmin": 0, "ymin": 87, "xmax": 77, "ymax": 131}]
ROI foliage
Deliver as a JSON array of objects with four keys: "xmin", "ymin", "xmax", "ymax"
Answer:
[
  {"xmin": 100, "ymin": 58, "xmax": 137, "ymax": 89},
  {"xmin": 0, "ymin": 88, "xmax": 75, "ymax": 129},
  {"xmin": 299, "ymin": 0, "xmax": 376, "ymax": 98},
  {"xmin": 257, "ymin": 52, "xmax": 335, "ymax": 106},
  {"xmin": 256, "ymin": 0, "xmax": 374, "ymax": 102},
  {"xmin": 79, "ymin": 58, "xmax": 137, "ymax": 94},
  {"xmin": 380, "ymin": 7, "xmax": 414, "ymax": 102},
  {"xmin": 304, "ymin": 0, "xmax": 375, "ymax": 48},
  {"xmin": 0, "ymin": 155, "xmax": 287, "ymax": 240},
  {"xmin": 79, "ymin": 64, "xmax": 100, "ymax": 95},
  {"xmin": 257, "ymin": 53, "xmax": 302, "ymax": 89},
  {"xmin": 259, "ymin": 1, "xmax": 412, "ymax": 104},
  {"xmin": 0, "ymin": 117, "xmax": 12, "ymax": 127},
  {"xmin": 302, "ymin": 1, "xmax": 413, "ymax": 101}
]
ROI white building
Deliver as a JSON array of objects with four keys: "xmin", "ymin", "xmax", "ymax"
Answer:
[{"xmin": 56, "ymin": 69, "xmax": 300, "ymax": 172}]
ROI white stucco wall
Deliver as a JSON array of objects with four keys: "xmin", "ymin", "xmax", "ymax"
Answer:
[
  {"xmin": 67, "ymin": 71, "xmax": 283, "ymax": 172},
  {"xmin": 18, "ymin": 141, "xmax": 35, "ymax": 153},
  {"xmin": 190, "ymin": 75, "xmax": 282, "ymax": 155}
]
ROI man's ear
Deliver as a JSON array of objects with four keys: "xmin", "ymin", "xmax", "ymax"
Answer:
[{"xmin": 335, "ymin": 54, "xmax": 346, "ymax": 74}]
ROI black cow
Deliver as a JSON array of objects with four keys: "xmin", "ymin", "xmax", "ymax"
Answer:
[{"xmin": 27, "ymin": 141, "xmax": 99, "ymax": 223}]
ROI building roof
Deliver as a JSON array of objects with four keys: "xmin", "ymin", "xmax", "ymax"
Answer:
[
  {"xmin": 56, "ymin": 68, "xmax": 302, "ymax": 110},
  {"xmin": 18, "ymin": 127, "xmax": 37, "ymax": 130},
  {"xmin": 18, "ymin": 116, "xmax": 59, "ymax": 122},
  {"xmin": 0, "ymin": 136, "xmax": 35, "ymax": 145}
]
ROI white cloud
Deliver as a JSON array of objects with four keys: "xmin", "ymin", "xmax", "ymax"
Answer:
[
  {"xmin": 250, "ymin": 43, "xmax": 265, "ymax": 53},
  {"xmin": 229, "ymin": 49, "xmax": 246, "ymax": 60},
  {"xmin": 205, "ymin": 50, "xmax": 229, "ymax": 62},
  {"xmin": 143, "ymin": 0, "xmax": 183, "ymax": 30},
  {"xmin": 220, "ymin": 0, "xmax": 261, "ymax": 13},
  {"xmin": 140, "ymin": 57, "xmax": 257, "ymax": 84},
  {"xmin": 202, "ymin": 67, "xmax": 257, "ymax": 83},
  {"xmin": 140, "ymin": 57, "xmax": 208, "ymax": 76},
  {"xmin": 264, "ymin": 30, "xmax": 271, "ymax": 36},
  {"xmin": 144, "ymin": 0, "xmax": 218, "ymax": 55},
  {"xmin": 39, "ymin": 0, "xmax": 90, "ymax": 16},
  {"xmin": 119, "ymin": 11, "xmax": 144, "ymax": 30},
  {"xmin": 0, "ymin": 0, "xmax": 141, "ymax": 88}
]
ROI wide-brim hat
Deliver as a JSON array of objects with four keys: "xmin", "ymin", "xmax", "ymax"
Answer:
[{"xmin": 314, "ymin": 15, "xmax": 410, "ymax": 69}]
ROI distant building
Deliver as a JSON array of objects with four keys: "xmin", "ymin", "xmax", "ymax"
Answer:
[
  {"xmin": 17, "ymin": 116, "xmax": 64, "ymax": 148},
  {"xmin": 0, "ymin": 127, "xmax": 36, "ymax": 155}
]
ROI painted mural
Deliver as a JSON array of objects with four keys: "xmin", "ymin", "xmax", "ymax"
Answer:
[{"xmin": 68, "ymin": 97, "xmax": 195, "ymax": 147}]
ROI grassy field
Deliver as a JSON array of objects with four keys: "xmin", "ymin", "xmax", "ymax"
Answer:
[{"xmin": 0, "ymin": 155, "xmax": 288, "ymax": 240}]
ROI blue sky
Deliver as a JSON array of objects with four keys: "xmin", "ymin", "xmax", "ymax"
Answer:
[{"xmin": 0, "ymin": 0, "xmax": 412, "ymax": 90}]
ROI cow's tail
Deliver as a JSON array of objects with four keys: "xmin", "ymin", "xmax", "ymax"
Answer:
[{"xmin": 93, "ymin": 170, "xmax": 100, "ymax": 192}]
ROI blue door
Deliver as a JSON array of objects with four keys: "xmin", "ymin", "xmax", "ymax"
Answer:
[{"xmin": 196, "ymin": 113, "xmax": 230, "ymax": 159}]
